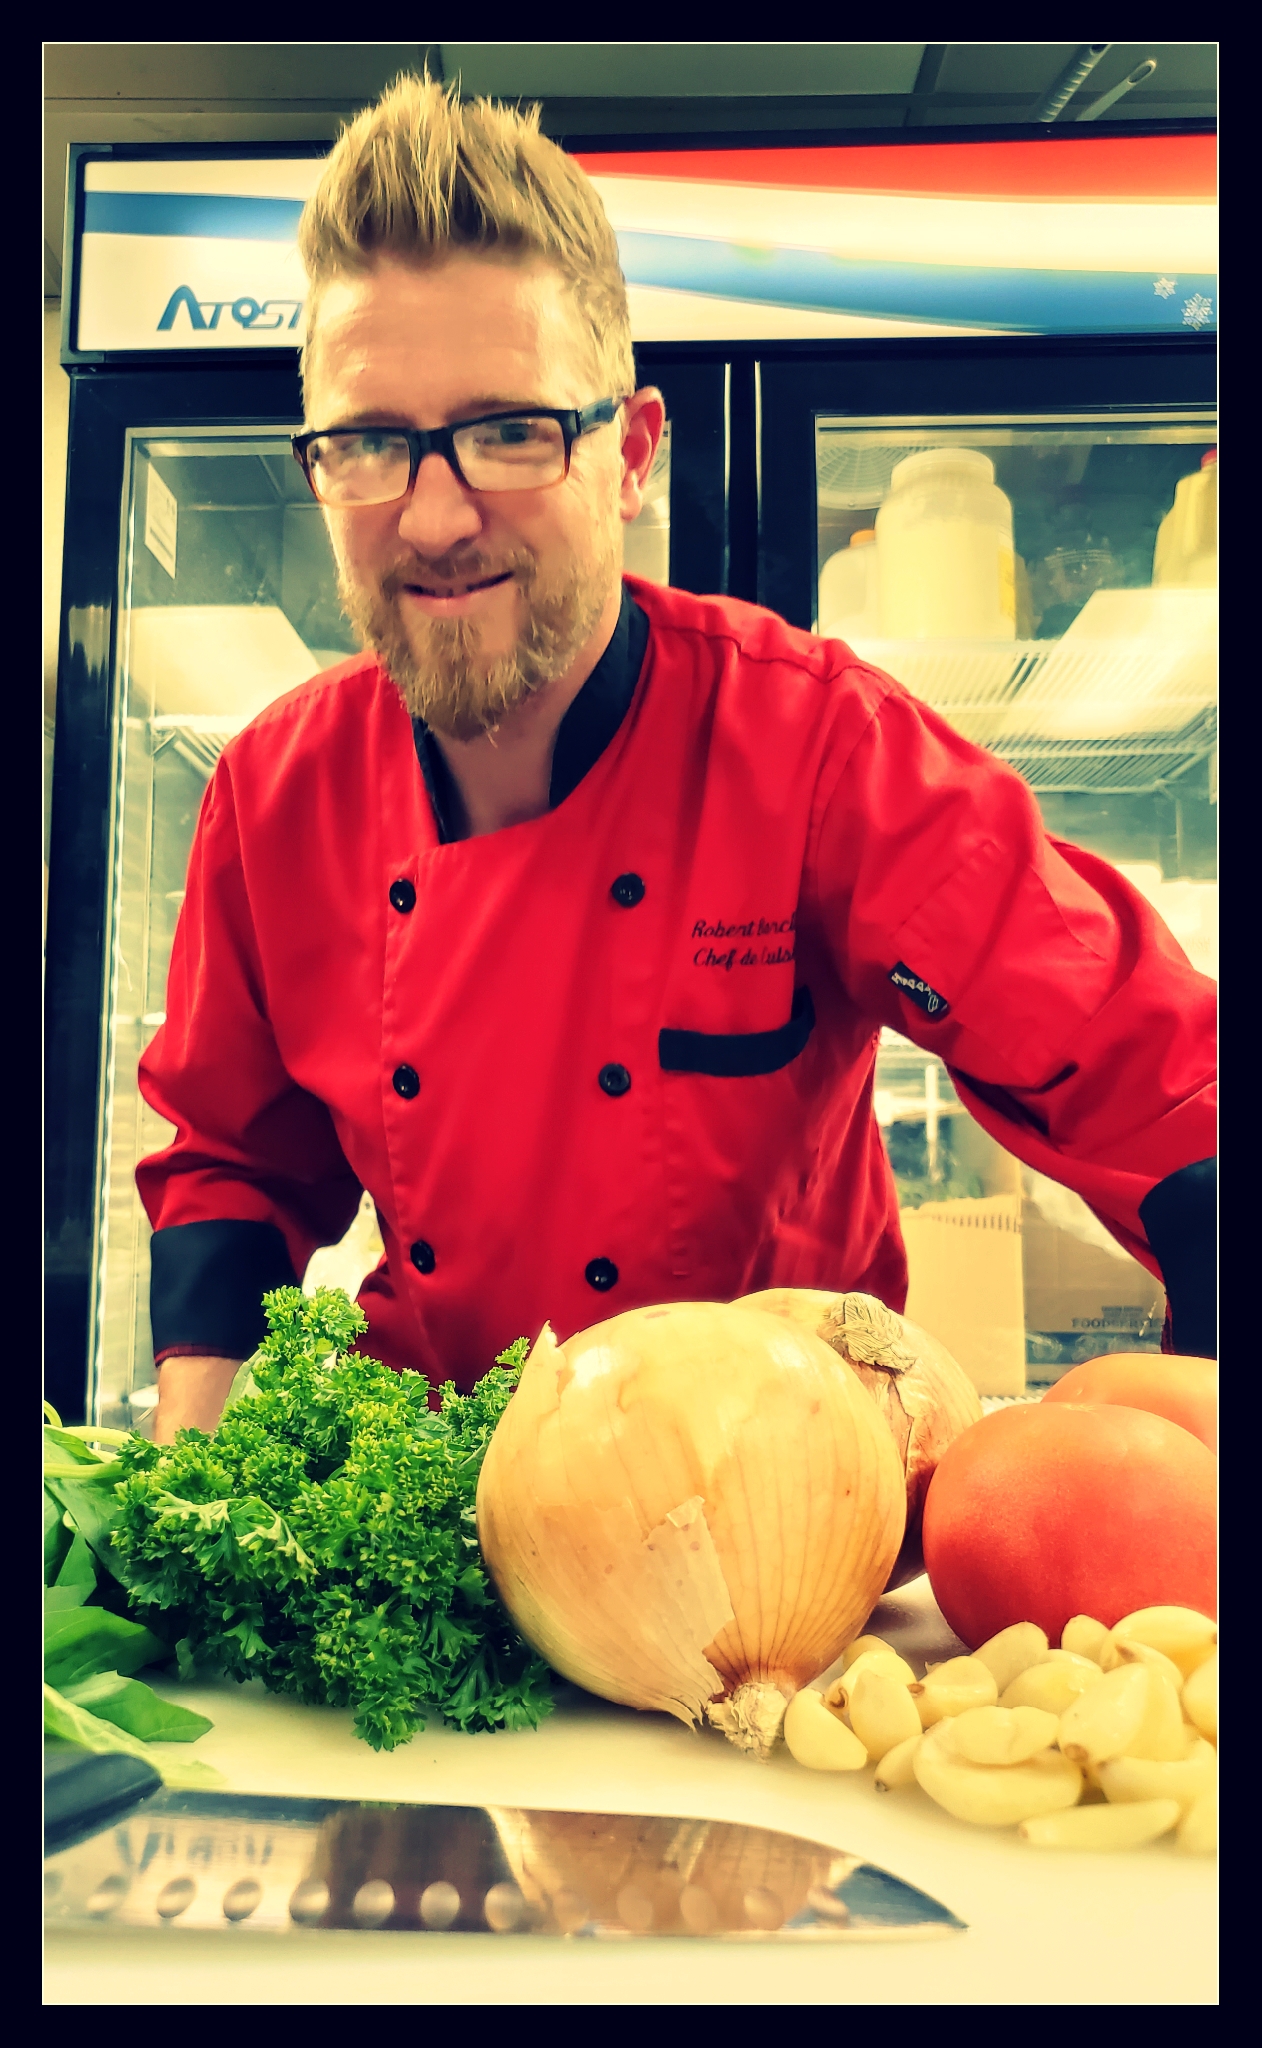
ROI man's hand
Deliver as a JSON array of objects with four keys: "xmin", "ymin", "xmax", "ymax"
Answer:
[{"xmin": 152, "ymin": 1355, "xmax": 243, "ymax": 1444}]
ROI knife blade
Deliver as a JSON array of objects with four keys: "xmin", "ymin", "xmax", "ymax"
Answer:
[{"xmin": 44, "ymin": 1765, "xmax": 965, "ymax": 1942}]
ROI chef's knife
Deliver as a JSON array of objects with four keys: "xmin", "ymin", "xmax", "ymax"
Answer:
[{"xmin": 44, "ymin": 1752, "xmax": 964, "ymax": 1942}]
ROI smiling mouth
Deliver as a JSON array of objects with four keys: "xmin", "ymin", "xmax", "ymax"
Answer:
[{"xmin": 405, "ymin": 571, "xmax": 514, "ymax": 598}]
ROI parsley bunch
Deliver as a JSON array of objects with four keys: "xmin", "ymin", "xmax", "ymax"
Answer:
[{"xmin": 108, "ymin": 1288, "xmax": 553, "ymax": 1750}]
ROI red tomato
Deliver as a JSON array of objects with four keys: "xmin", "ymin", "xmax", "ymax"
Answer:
[
  {"xmin": 1041, "ymin": 1353, "xmax": 1217, "ymax": 1452},
  {"xmin": 922, "ymin": 1401, "xmax": 1217, "ymax": 1648}
]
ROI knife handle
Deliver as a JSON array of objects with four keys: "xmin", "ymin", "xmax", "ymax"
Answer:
[{"xmin": 44, "ymin": 1746, "xmax": 163, "ymax": 1855}]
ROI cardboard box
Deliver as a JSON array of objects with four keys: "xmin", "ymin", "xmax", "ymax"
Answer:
[
  {"xmin": 892, "ymin": 1115, "xmax": 1164, "ymax": 1396},
  {"xmin": 900, "ymin": 1194, "xmax": 1026, "ymax": 1397},
  {"xmin": 1020, "ymin": 1171, "xmax": 1164, "ymax": 1344}
]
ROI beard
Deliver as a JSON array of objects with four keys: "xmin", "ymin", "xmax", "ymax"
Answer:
[{"xmin": 337, "ymin": 528, "xmax": 620, "ymax": 743}]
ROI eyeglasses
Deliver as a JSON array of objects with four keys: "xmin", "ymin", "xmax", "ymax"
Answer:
[{"xmin": 292, "ymin": 398, "xmax": 624, "ymax": 507}]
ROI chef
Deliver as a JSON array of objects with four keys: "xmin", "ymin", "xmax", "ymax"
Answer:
[{"xmin": 141, "ymin": 77, "xmax": 1216, "ymax": 1445}]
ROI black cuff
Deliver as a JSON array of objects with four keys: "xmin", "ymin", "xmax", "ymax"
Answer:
[
  {"xmin": 1138, "ymin": 1158, "xmax": 1217, "ymax": 1359},
  {"xmin": 150, "ymin": 1220, "xmax": 299, "ymax": 1361}
]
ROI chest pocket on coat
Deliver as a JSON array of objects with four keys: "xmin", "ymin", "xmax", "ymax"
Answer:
[{"xmin": 658, "ymin": 986, "xmax": 816, "ymax": 1076}]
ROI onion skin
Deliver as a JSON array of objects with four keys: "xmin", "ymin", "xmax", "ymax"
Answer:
[
  {"xmin": 737, "ymin": 1289, "xmax": 982, "ymax": 1590},
  {"xmin": 475, "ymin": 1303, "xmax": 906, "ymax": 1750}
]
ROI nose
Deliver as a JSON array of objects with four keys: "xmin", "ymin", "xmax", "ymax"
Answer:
[{"xmin": 395, "ymin": 450, "xmax": 485, "ymax": 556}]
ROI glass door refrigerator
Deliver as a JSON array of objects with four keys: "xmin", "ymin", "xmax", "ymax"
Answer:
[
  {"xmin": 761, "ymin": 348, "xmax": 1215, "ymax": 1393},
  {"xmin": 575, "ymin": 126, "xmax": 1216, "ymax": 1398},
  {"xmin": 46, "ymin": 127, "xmax": 1215, "ymax": 1425},
  {"xmin": 45, "ymin": 144, "xmax": 734, "ymax": 1427}
]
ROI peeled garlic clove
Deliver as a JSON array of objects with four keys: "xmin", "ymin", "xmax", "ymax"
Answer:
[
  {"xmin": 1019, "ymin": 1799, "xmax": 1181, "ymax": 1851},
  {"xmin": 830, "ymin": 1648, "xmax": 917, "ymax": 1704},
  {"xmin": 847, "ymin": 1668, "xmax": 923, "ymax": 1760},
  {"xmin": 973, "ymin": 1621, "xmax": 1050, "ymax": 1695},
  {"xmin": 1060, "ymin": 1615, "xmax": 1110, "ymax": 1664},
  {"xmin": 1101, "ymin": 1638, "xmax": 1186, "ymax": 1693},
  {"xmin": 783, "ymin": 1687, "xmax": 869, "ymax": 1771},
  {"xmin": 1000, "ymin": 1656, "xmax": 1103, "ymax": 1715},
  {"xmin": 1182, "ymin": 1652, "xmax": 1217, "ymax": 1745},
  {"xmin": 841, "ymin": 1634, "xmax": 897, "ymax": 1672},
  {"xmin": 949, "ymin": 1704, "xmax": 1061, "ymax": 1767},
  {"xmin": 1109, "ymin": 1607, "xmax": 1217, "ymax": 1679},
  {"xmin": 1177, "ymin": 1788, "xmax": 1217, "ymax": 1856},
  {"xmin": 874, "ymin": 1732, "xmax": 922, "ymax": 1790},
  {"xmin": 1058, "ymin": 1664, "xmax": 1150, "ymax": 1766},
  {"xmin": 909, "ymin": 1656, "xmax": 998, "ymax": 1728},
  {"xmin": 1124, "ymin": 1664, "xmax": 1191, "ymax": 1762},
  {"xmin": 913, "ymin": 1723, "xmax": 1082, "ymax": 1826},
  {"xmin": 1098, "ymin": 1737, "xmax": 1216, "ymax": 1812}
]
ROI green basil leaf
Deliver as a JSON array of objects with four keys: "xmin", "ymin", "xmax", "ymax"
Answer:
[
  {"xmin": 44, "ymin": 1488, "xmax": 73, "ymax": 1585},
  {"xmin": 54, "ymin": 1529, "xmax": 97, "ymax": 1593},
  {"xmin": 43, "ymin": 1467, "xmax": 125, "ymax": 1583},
  {"xmin": 43, "ymin": 1685, "xmax": 223, "ymax": 1789},
  {"xmin": 43, "ymin": 1427, "xmax": 106, "ymax": 1467},
  {"xmin": 44, "ymin": 1606, "xmax": 168, "ymax": 1689},
  {"xmin": 45, "ymin": 1584, "xmax": 92, "ymax": 1614},
  {"xmin": 61, "ymin": 1672, "xmax": 213, "ymax": 1744}
]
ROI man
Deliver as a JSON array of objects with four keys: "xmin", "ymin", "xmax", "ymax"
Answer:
[{"xmin": 141, "ymin": 78, "xmax": 1216, "ymax": 1444}]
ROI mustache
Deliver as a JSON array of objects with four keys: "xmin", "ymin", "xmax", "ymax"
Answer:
[{"xmin": 379, "ymin": 548, "xmax": 535, "ymax": 597}]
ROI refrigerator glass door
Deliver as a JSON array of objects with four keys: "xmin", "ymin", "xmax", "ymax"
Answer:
[
  {"xmin": 815, "ymin": 412, "xmax": 1216, "ymax": 1393},
  {"xmin": 93, "ymin": 421, "xmax": 675, "ymax": 1428}
]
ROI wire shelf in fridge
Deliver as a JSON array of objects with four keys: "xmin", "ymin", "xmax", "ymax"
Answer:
[
  {"xmin": 150, "ymin": 713, "xmax": 248, "ymax": 779},
  {"xmin": 846, "ymin": 628, "xmax": 1217, "ymax": 793},
  {"xmin": 151, "ymin": 600, "xmax": 1218, "ymax": 796},
  {"xmin": 1000, "ymin": 710, "xmax": 1217, "ymax": 793}
]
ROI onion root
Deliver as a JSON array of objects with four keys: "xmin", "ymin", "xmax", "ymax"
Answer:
[{"xmin": 705, "ymin": 1681, "xmax": 794, "ymax": 1762}]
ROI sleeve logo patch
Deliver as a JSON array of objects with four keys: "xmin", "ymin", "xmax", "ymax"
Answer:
[{"xmin": 889, "ymin": 962, "xmax": 951, "ymax": 1019}]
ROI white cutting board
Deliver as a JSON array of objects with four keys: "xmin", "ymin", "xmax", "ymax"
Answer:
[{"xmin": 44, "ymin": 1577, "xmax": 1216, "ymax": 2007}]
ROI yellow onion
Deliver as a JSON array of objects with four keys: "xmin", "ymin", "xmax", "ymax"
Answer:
[
  {"xmin": 738, "ymin": 1290, "xmax": 982, "ymax": 1590},
  {"xmin": 476, "ymin": 1302, "xmax": 906, "ymax": 1760}
]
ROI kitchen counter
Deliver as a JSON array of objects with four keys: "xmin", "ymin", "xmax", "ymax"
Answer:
[{"xmin": 44, "ymin": 1577, "xmax": 1216, "ymax": 2006}]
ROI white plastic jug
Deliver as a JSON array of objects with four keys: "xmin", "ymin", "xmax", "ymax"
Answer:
[
  {"xmin": 876, "ymin": 448, "xmax": 1017, "ymax": 641},
  {"xmin": 1152, "ymin": 450, "xmax": 1217, "ymax": 589},
  {"xmin": 623, "ymin": 421, "xmax": 672, "ymax": 585},
  {"xmin": 818, "ymin": 528, "xmax": 877, "ymax": 641}
]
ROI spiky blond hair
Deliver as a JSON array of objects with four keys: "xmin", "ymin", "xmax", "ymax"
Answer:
[{"xmin": 298, "ymin": 74, "xmax": 634, "ymax": 397}]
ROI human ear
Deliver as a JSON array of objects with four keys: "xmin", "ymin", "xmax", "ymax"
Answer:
[{"xmin": 618, "ymin": 388, "xmax": 666, "ymax": 523}]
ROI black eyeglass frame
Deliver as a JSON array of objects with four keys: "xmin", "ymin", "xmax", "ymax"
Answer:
[{"xmin": 292, "ymin": 397, "xmax": 625, "ymax": 502}]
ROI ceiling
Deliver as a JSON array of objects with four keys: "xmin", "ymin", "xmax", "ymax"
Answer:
[{"xmin": 43, "ymin": 41, "xmax": 1218, "ymax": 296}]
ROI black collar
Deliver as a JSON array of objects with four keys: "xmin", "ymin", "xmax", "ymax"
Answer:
[{"xmin": 413, "ymin": 588, "xmax": 651, "ymax": 845}]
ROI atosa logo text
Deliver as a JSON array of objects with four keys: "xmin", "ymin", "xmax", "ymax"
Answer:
[{"xmin": 158, "ymin": 286, "xmax": 303, "ymax": 333}]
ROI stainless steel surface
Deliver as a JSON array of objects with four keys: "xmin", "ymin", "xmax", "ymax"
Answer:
[{"xmin": 44, "ymin": 1789, "xmax": 965, "ymax": 1942}]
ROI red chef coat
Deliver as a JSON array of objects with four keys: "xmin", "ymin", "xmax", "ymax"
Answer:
[{"xmin": 137, "ymin": 577, "xmax": 1217, "ymax": 1390}]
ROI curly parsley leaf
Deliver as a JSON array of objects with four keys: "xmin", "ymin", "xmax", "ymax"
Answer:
[{"xmin": 106, "ymin": 1291, "xmax": 551, "ymax": 1750}]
